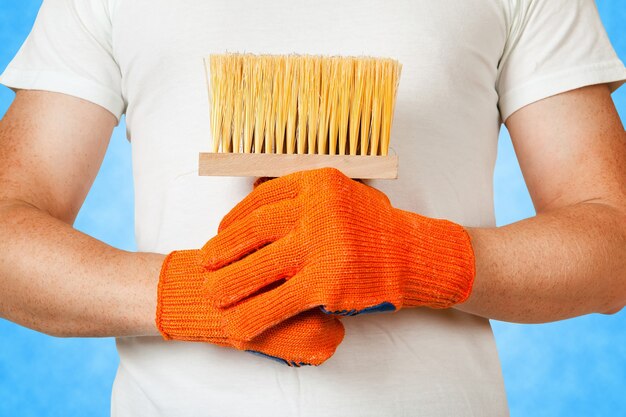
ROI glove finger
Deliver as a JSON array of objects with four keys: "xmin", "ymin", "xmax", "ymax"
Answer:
[
  {"xmin": 200, "ymin": 199, "xmax": 301, "ymax": 270},
  {"xmin": 218, "ymin": 174, "xmax": 300, "ymax": 233},
  {"xmin": 238, "ymin": 309, "xmax": 345, "ymax": 366},
  {"xmin": 205, "ymin": 235, "xmax": 302, "ymax": 308},
  {"xmin": 223, "ymin": 274, "xmax": 316, "ymax": 342}
]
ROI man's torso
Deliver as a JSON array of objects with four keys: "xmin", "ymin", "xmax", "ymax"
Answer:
[{"xmin": 111, "ymin": 1, "xmax": 509, "ymax": 415}]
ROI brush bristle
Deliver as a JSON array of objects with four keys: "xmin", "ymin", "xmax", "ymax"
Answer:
[{"xmin": 206, "ymin": 53, "xmax": 402, "ymax": 156}]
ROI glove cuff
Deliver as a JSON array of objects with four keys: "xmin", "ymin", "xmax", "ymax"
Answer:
[
  {"xmin": 398, "ymin": 211, "xmax": 476, "ymax": 309},
  {"xmin": 156, "ymin": 250, "xmax": 225, "ymax": 343},
  {"xmin": 156, "ymin": 250, "xmax": 344, "ymax": 366}
]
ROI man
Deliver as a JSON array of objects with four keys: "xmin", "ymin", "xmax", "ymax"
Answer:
[{"xmin": 1, "ymin": 0, "xmax": 625, "ymax": 416}]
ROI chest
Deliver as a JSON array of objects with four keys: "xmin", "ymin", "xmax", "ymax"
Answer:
[{"xmin": 112, "ymin": 0, "xmax": 506, "ymax": 115}]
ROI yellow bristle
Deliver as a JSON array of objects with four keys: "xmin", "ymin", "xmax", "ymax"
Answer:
[
  {"xmin": 231, "ymin": 54, "xmax": 243, "ymax": 153},
  {"xmin": 242, "ymin": 55, "xmax": 255, "ymax": 153},
  {"xmin": 252, "ymin": 58, "xmax": 267, "ymax": 153},
  {"xmin": 285, "ymin": 56, "xmax": 299, "ymax": 154},
  {"xmin": 262, "ymin": 56, "xmax": 277, "ymax": 154},
  {"xmin": 273, "ymin": 56, "xmax": 286, "ymax": 154},
  {"xmin": 206, "ymin": 52, "xmax": 401, "ymax": 158},
  {"xmin": 327, "ymin": 57, "xmax": 342, "ymax": 155},
  {"xmin": 307, "ymin": 57, "xmax": 321, "ymax": 155},
  {"xmin": 317, "ymin": 57, "xmax": 332, "ymax": 155},
  {"xmin": 337, "ymin": 58, "xmax": 353, "ymax": 156},
  {"xmin": 297, "ymin": 56, "xmax": 309, "ymax": 154},
  {"xmin": 369, "ymin": 59, "xmax": 384, "ymax": 156},
  {"xmin": 207, "ymin": 55, "xmax": 222, "ymax": 153},
  {"xmin": 219, "ymin": 55, "xmax": 236, "ymax": 153},
  {"xmin": 359, "ymin": 58, "xmax": 374, "ymax": 156},
  {"xmin": 380, "ymin": 59, "xmax": 401, "ymax": 156},
  {"xmin": 349, "ymin": 58, "xmax": 366, "ymax": 156},
  {"xmin": 253, "ymin": 56, "xmax": 269, "ymax": 154}
]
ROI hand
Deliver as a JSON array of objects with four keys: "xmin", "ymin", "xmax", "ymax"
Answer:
[
  {"xmin": 155, "ymin": 249, "xmax": 345, "ymax": 366},
  {"xmin": 202, "ymin": 167, "xmax": 475, "ymax": 342}
]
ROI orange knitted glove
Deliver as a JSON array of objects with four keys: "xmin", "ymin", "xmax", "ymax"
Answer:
[
  {"xmin": 201, "ymin": 167, "xmax": 475, "ymax": 342},
  {"xmin": 156, "ymin": 249, "xmax": 345, "ymax": 366}
]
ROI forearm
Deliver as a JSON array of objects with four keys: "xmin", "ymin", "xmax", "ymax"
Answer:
[
  {"xmin": 0, "ymin": 201, "xmax": 164, "ymax": 337},
  {"xmin": 457, "ymin": 202, "xmax": 626, "ymax": 323}
]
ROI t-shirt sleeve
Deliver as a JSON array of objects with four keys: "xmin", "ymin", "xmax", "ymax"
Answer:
[
  {"xmin": 496, "ymin": 0, "xmax": 626, "ymax": 122},
  {"xmin": 0, "ymin": 0, "xmax": 124, "ymax": 121}
]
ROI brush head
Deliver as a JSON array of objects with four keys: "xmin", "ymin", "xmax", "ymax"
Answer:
[{"xmin": 206, "ymin": 53, "xmax": 402, "ymax": 157}]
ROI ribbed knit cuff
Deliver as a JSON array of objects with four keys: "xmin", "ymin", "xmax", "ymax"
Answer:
[
  {"xmin": 156, "ymin": 250, "xmax": 226, "ymax": 343},
  {"xmin": 398, "ymin": 211, "xmax": 476, "ymax": 309}
]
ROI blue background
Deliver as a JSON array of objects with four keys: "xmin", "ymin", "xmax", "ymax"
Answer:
[{"xmin": 0, "ymin": 1, "xmax": 625, "ymax": 415}]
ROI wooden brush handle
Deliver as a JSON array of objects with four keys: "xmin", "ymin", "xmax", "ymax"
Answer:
[{"xmin": 198, "ymin": 153, "xmax": 398, "ymax": 179}]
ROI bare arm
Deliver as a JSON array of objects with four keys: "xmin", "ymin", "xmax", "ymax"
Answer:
[
  {"xmin": 457, "ymin": 84, "xmax": 626, "ymax": 322},
  {"xmin": 0, "ymin": 90, "xmax": 162, "ymax": 337}
]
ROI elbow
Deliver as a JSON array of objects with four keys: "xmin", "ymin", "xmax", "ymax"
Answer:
[
  {"xmin": 600, "ymin": 305, "xmax": 624, "ymax": 316},
  {"xmin": 0, "ymin": 306, "xmax": 77, "ymax": 339},
  {"xmin": 598, "ymin": 288, "xmax": 626, "ymax": 316},
  {"xmin": 33, "ymin": 314, "xmax": 89, "ymax": 338},
  {"xmin": 0, "ymin": 197, "xmax": 78, "ymax": 226},
  {"xmin": 36, "ymin": 319, "xmax": 73, "ymax": 338}
]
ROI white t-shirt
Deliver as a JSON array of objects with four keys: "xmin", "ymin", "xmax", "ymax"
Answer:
[{"xmin": 2, "ymin": 0, "xmax": 625, "ymax": 416}]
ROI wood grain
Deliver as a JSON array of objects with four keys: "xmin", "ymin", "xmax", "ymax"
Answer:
[{"xmin": 198, "ymin": 153, "xmax": 398, "ymax": 179}]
